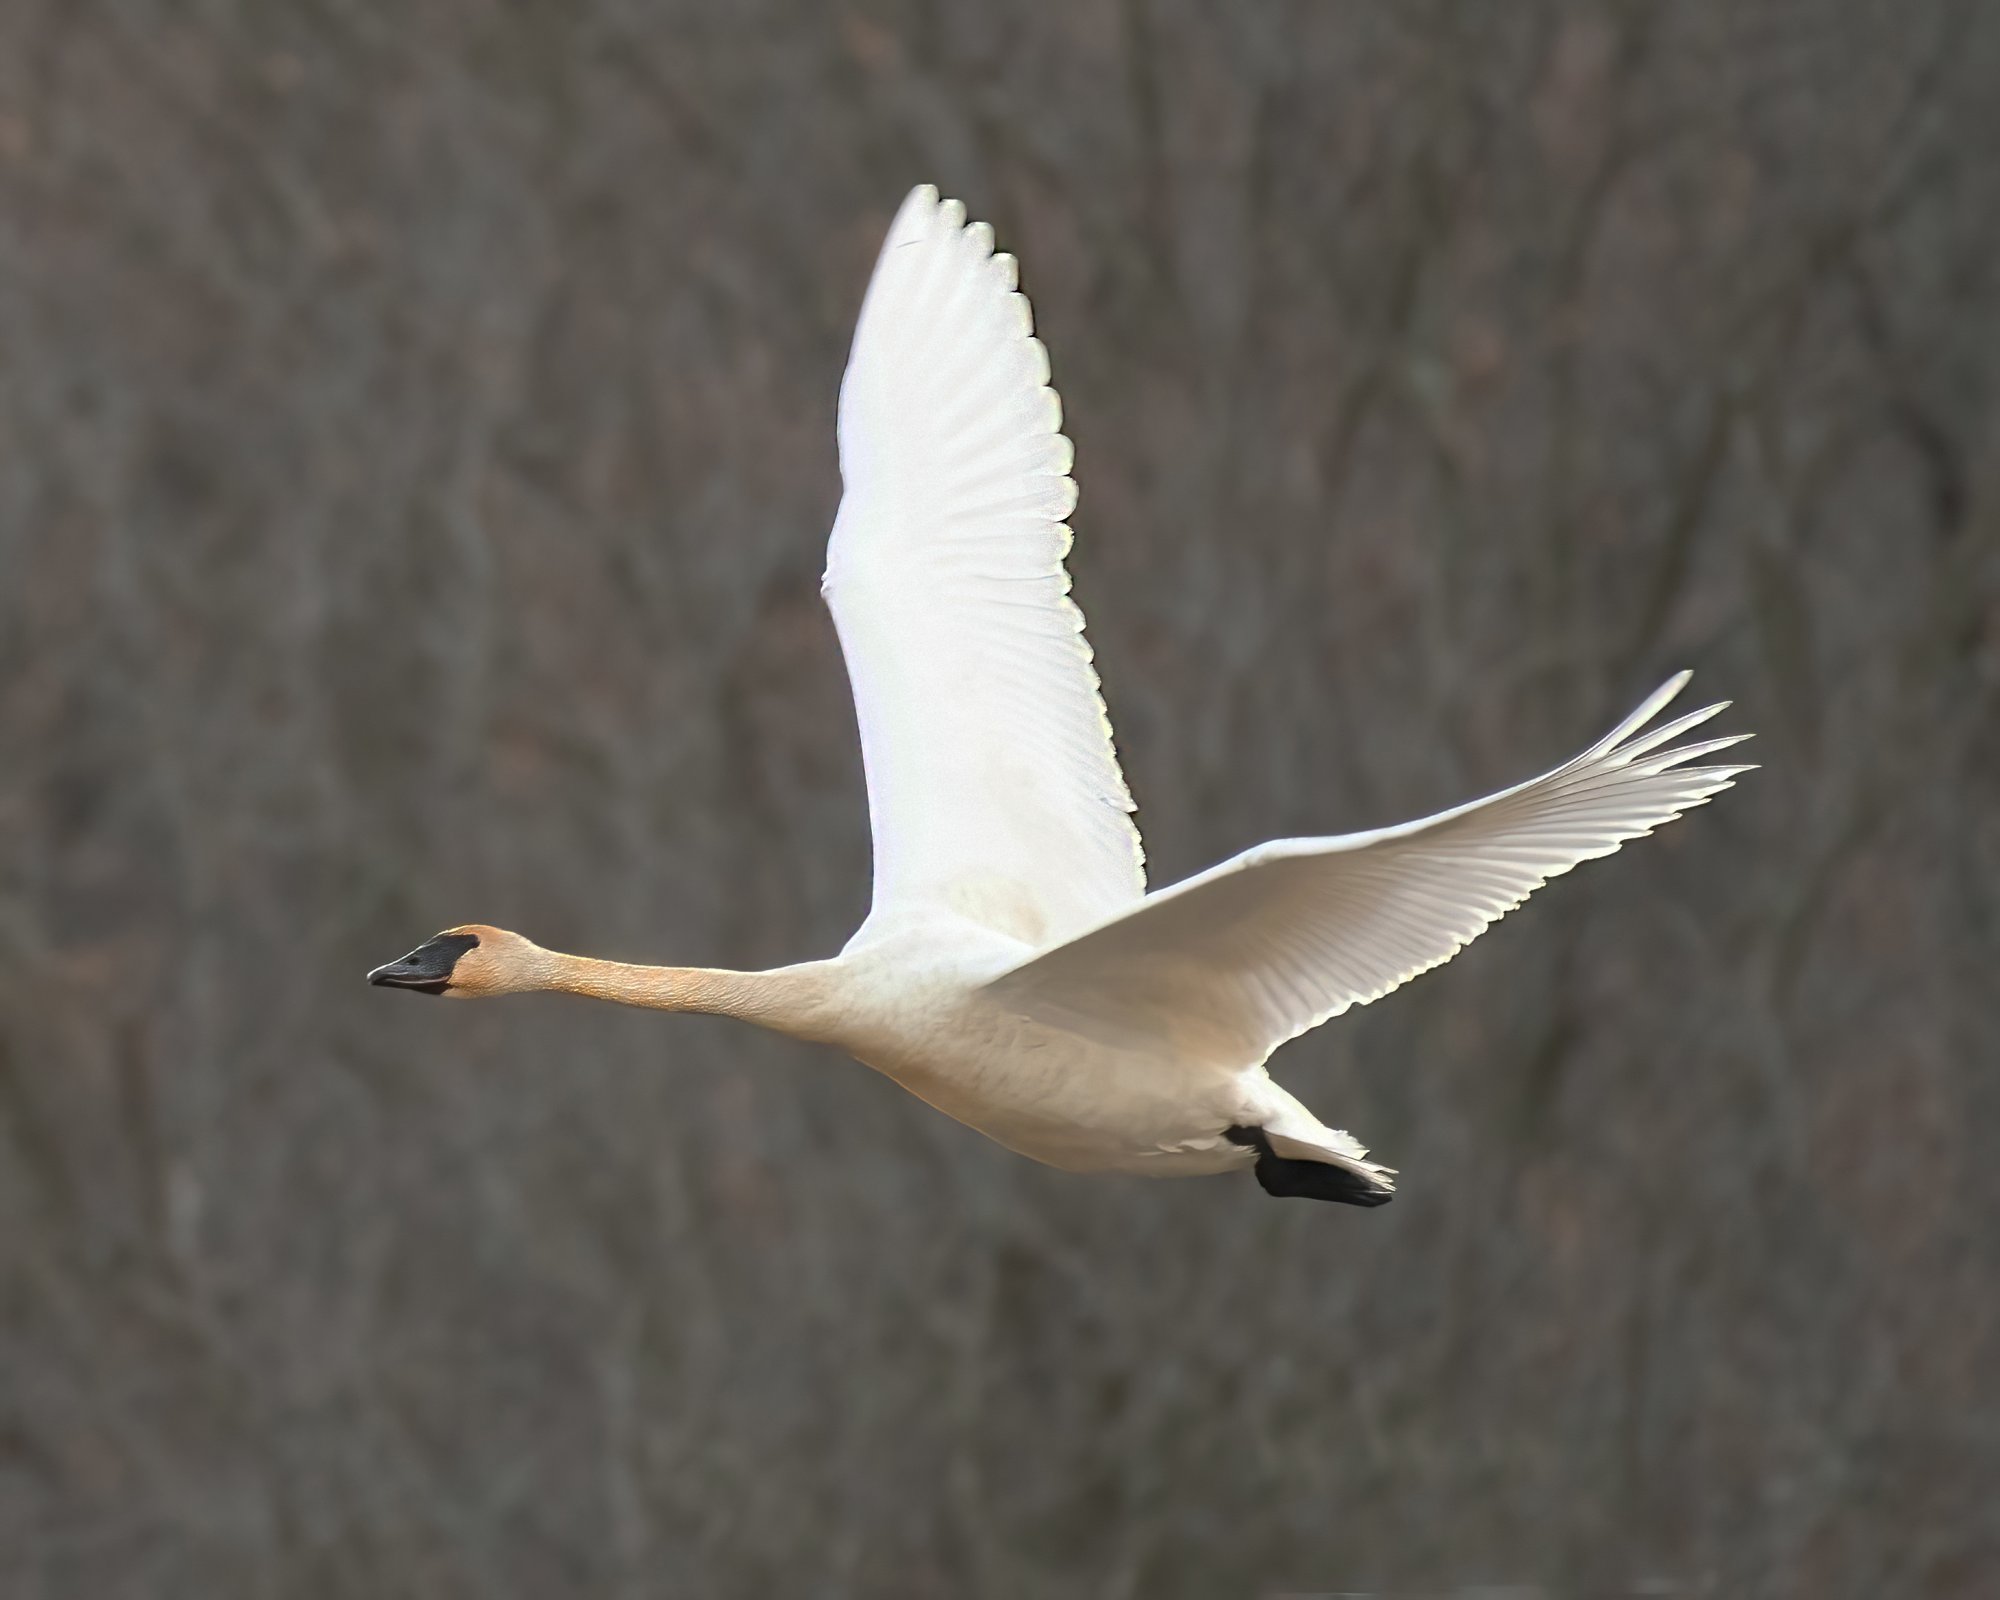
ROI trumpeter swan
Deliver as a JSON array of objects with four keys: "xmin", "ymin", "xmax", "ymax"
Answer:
[{"xmin": 370, "ymin": 186, "xmax": 1752, "ymax": 1205}]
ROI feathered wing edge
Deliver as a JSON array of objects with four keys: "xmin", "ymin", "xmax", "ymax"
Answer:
[
  {"xmin": 981, "ymin": 673, "xmax": 1755, "ymax": 1062},
  {"xmin": 827, "ymin": 184, "xmax": 1147, "ymax": 945}
]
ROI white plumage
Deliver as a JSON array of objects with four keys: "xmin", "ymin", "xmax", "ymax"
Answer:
[
  {"xmin": 987, "ymin": 673, "xmax": 1746, "ymax": 1062},
  {"xmin": 827, "ymin": 187, "xmax": 1143, "ymax": 950},
  {"xmin": 819, "ymin": 187, "xmax": 1750, "ymax": 1197},
  {"xmin": 374, "ymin": 186, "xmax": 1753, "ymax": 1207}
]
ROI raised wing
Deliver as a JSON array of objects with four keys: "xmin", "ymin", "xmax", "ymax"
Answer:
[
  {"xmin": 826, "ymin": 186, "xmax": 1144, "ymax": 947},
  {"xmin": 983, "ymin": 675, "xmax": 1752, "ymax": 1060}
]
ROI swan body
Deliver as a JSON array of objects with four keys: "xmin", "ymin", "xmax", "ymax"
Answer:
[{"xmin": 371, "ymin": 186, "xmax": 1753, "ymax": 1205}]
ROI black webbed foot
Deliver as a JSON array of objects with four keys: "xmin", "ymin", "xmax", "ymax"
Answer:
[{"xmin": 1224, "ymin": 1125, "xmax": 1394, "ymax": 1207}]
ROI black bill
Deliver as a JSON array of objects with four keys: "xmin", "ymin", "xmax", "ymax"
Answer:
[{"xmin": 367, "ymin": 933, "xmax": 479, "ymax": 995}]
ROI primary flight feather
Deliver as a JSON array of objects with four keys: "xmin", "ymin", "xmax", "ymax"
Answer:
[
  {"xmin": 370, "ymin": 186, "xmax": 1752, "ymax": 1207},
  {"xmin": 827, "ymin": 188, "xmax": 1143, "ymax": 948}
]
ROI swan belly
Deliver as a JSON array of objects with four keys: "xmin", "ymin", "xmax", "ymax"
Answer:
[{"xmin": 853, "ymin": 1008, "xmax": 1265, "ymax": 1176}]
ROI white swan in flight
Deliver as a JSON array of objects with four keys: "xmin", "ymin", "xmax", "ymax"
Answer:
[{"xmin": 370, "ymin": 186, "xmax": 1752, "ymax": 1206}]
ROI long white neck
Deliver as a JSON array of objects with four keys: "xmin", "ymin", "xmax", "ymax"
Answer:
[{"xmin": 528, "ymin": 950, "xmax": 844, "ymax": 1043}]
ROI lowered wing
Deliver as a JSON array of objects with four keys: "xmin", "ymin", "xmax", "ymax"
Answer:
[{"xmin": 983, "ymin": 675, "xmax": 1752, "ymax": 1060}]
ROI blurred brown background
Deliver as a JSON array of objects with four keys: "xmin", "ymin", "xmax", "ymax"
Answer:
[{"xmin": 3, "ymin": 3, "xmax": 1997, "ymax": 1596}]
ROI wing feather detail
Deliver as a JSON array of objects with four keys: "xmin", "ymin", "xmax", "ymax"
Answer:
[
  {"xmin": 826, "ymin": 187, "xmax": 1144, "ymax": 946},
  {"xmin": 982, "ymin": 674, "xmax": 1752, "ymax": 1060}
]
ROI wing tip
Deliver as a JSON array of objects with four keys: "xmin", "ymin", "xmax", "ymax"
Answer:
[
  {"xmin": 893, "ymin": 183, "xmax": 940, "ymax": 233},
  {"xmin": 1645, "ymin": 730, "xmax": 1756, "ymax": 772}
]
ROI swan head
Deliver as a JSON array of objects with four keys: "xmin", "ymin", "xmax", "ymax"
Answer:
[{"xmin": 367, "ymin": 925, "xmax": 541, "ymax": 997}]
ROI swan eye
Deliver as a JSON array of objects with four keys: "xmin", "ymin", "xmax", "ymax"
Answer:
[{"xmin": 368, "ymin": 932, "xmax": 479, "ymax": 993}]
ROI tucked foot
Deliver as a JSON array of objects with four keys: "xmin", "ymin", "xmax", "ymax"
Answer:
[{"xmin": 1224, "ymin": 1125, "xmax": 1395, "ymax": 1208}]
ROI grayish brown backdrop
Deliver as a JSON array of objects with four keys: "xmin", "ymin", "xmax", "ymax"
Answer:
[{"xmin": 3, "ymin": 2, "xmax": 1996, "ymax": 1595}]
